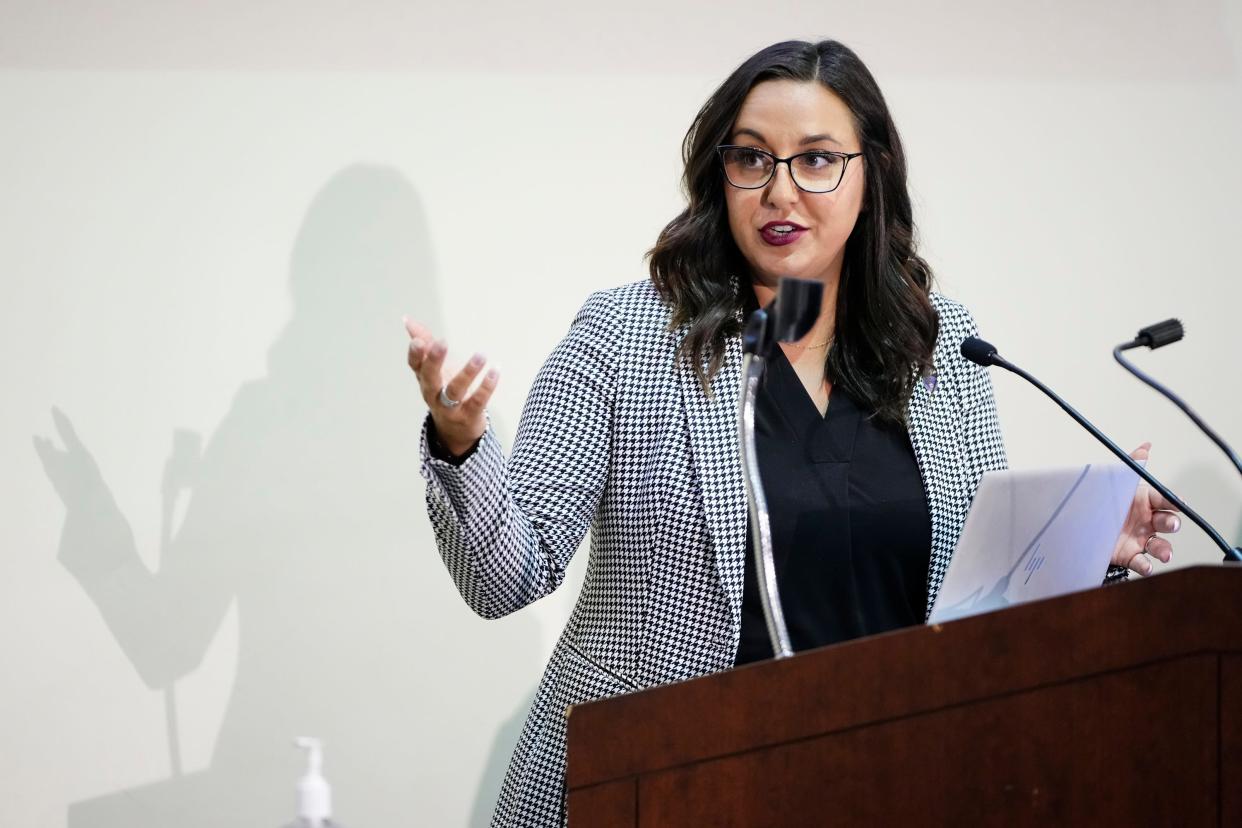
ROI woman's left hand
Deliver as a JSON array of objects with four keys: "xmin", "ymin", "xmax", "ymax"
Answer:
[{"xmin": 1111, "ymin": 442, "xmax": 1181, "ymax": 576}]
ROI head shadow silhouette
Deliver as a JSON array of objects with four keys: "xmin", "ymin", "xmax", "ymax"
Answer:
[{"xmin": 33, "ymin": 165, "xmax": 539, "ymax": 826}]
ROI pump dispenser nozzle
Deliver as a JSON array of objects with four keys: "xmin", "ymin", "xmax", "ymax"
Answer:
[{"xmin": 293, "ymin": 737, "xmax": 334, "ymax": 827}]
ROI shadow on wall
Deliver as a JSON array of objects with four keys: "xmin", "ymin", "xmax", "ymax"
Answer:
[
  {"xmin": 33, "ymin": 165, "xmax": 539, "ymax": 826},
  {"xmin": 469, "ymin": 688, "xmax": 536, "ymax": 827}
]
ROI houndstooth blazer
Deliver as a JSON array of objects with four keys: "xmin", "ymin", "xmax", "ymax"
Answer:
[{"xmin": 419, "ymin": 278, "xmax": 1098, "ymax": 827}]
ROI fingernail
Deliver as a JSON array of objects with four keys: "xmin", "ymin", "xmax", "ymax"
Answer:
[
  {"xmin": 1145, "ymin": 563, "xmax": 1154, "ymax": 576},
  {"xmin": 486, "ymin": 368, "xmax": 499, "ymax": 381},
  {"xmin": 411, "ymin": 338, "xmax": 424, "ymax": 350},
  {"xmin": 432, "ymin": 342, "xmax": 446, "ymax": 356},
  {"xmin": 1172, "ymin": 517, "xmax": 1181, "ymax": 532},
  {"xmin": 469, "ymin": 353, "xmax": 484, "ymax": 367}
]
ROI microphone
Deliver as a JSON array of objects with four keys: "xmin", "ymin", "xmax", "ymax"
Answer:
[
  {"xmin": 1132, "ymin": 318, "xmax": 1185, "ymax": 349},
  {"xmin": 960, "ymin": 336, "xmax": 1001, "ymax": 367},
  {"xmin": 739, "ymin": 276, "xmax": 825, "ymax": 660},
  {"xmin": 1113, "ymin": 320, "xmax": 1242, "ymax": 478},
  {"xmin": 742, "ymin": 276, "xmax": 823, "ymax": 357},
  {"xmin": 960, "ymin": 336, "xmax": 1242, "ymax": 563}
]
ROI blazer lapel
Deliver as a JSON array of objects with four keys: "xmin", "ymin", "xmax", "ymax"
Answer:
[
  {"xmin": 906, "ymin": 365, "xmax": 967, "ymax": 618},
  {"xmin": 676, "ymin": 329, "xmax": 749, "ymax": 625}
]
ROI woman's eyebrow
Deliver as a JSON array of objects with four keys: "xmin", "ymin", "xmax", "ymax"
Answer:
[
  {"xmin": 731, "ymin": 127, "xmax": 767, "ymax": 143},
  {"xmin": 731, "ymin": 127, "xmax": 841, "ymax": 146},
  {"xmin": 800, "ymin": 132, "xmax": 840, "ymax": 146}
]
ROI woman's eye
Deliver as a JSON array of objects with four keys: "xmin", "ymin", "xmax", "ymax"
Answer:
[
  {"xmin": 738, "ymin": 149, "xmax": 767, "ymax": 167},
  {"xmin": 797, "ymin": 153, "xmax": 841, "ymax": 170}
]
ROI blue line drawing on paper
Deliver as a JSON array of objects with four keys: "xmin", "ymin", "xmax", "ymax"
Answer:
[
  {"xmin": 1023, "ymin": 547, "xmax": 1044, "ymax": 586},
  {"xmin": 939, "ymin": 464, "xmax": 1092, "ymax": 617}
]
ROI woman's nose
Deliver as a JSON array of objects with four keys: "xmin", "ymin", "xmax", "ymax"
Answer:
[{"xmin": 762, "ymin": 162, "xmax": 799, "ymax": 208}]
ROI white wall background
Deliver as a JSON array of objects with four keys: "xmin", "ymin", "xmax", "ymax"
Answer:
[{"xmin": 3, "ymin": 2, "xmax": 1240, "ymax": 826}]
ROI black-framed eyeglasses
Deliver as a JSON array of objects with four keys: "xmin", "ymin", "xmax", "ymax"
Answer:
[{"xmin": 716, "ymin": 145, "xmax": 862, "ymax": 194}]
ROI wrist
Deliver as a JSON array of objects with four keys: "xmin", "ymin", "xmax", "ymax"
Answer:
[{"xmin": 427, "ymin": 416, "xmax": 483, "ymax": 465}]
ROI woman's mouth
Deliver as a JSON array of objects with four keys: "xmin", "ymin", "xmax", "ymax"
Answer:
[{"xmin": 760, "ymin": 222, "xmax": 807, "ymax": 247}]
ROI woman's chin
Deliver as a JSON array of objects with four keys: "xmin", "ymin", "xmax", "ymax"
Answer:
[{"xmin": 758, "ymin": 254, "xmax": 814, "ymax": 280}]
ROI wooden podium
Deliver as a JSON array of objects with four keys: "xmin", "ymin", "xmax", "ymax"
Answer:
[{"xmin": 565, "ymin": 565, "xmax": 1242, "ymax": 826}]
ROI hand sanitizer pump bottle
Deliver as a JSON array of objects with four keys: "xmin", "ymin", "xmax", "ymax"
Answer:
[{"xmin": 282, "ymin": 737, "xmax": 346, "ymax": 828}]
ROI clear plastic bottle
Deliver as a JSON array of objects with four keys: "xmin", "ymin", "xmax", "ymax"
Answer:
[{"xmin": 281, "ymin": 737, "xmax": 347, "ymax": 828}]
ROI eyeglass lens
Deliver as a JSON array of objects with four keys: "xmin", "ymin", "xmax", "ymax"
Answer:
[{"xmin": 721, "ymin": 147, "xmax": 846, "ymax": 192}]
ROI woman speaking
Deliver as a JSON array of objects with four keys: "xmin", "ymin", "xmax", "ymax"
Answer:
[{"xmin": 403, "ymin": 39, "xmax": 1179, "ymax": 827}]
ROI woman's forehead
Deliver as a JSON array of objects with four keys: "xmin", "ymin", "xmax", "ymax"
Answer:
[{"xmin": 732, "ymin": 79, "xmax": 858, "ymax": 147}]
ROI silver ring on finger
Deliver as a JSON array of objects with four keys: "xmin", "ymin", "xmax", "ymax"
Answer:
[
  {"xmin": 438, "ymin": 385, "xmax": 461, "ymax": 409},
  {"xmin": 1143, "ymin": 533, "xmax": 1159, "ymax": 555}
]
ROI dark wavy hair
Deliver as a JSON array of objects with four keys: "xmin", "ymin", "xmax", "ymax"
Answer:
[{"xmin": 647, "ymin": 39, "xmax": 938, "ymax": 424}]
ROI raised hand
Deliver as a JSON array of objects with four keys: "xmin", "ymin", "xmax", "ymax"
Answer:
[
  {"xmin": 33, "ymin": 407, "xmax": 106, "ymax": 512},
  {"xmin": 404, "ymin": 316, "xmax": 499, "ymax": 457},
  {"xmin": 1111, "ymin": 442, "xmax": 1181, "ymax": 576}
]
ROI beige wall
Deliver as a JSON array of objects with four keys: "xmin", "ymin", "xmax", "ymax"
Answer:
[{"xmin": 3, "ymin": 2, "xmax": 1240, "ymax": 825}]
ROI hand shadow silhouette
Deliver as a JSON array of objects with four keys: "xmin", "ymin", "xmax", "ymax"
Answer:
[{"xmin": 33, "ymin": 165, "xmax": 540, "ymax": 826}]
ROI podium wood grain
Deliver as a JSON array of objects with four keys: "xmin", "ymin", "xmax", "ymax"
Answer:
[{"xmin": 566, "ymin": 565, "xmax": 1242, "ymax": 826}]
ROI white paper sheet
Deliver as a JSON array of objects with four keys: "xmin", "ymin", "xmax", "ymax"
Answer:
[{"xmin": 927, "ymin": 463, "xmax": 1141, "ymax": 624}]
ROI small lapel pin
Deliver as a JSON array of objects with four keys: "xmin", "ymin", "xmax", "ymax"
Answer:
[{"xmin": 922, "ymin": 373, "xmax": 938, "ymax": 395}]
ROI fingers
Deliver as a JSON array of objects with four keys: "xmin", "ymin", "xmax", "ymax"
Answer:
[
  {"xmin": 462, "ymin": 368, "xmax": 500, "ymax": 416},
  {"xmin": 406, "ymin": 338, "xmax": 447, "ymax": 402},
  {"xmin": 1126, "ymin": 548, "xmax": 1156, "ymax": 576},
  {"xmin": 32, "ymin": 434, "xmax": 57, "ymax": 465},
  {"xmin": 51, "ymin": 406, "xmax": 83, "ymax": 451},
  {"xmin": 402, "ymin": 320, "xmax": 500, "ymax": 421},
  {"xmin": 403, "ymin": 316, "xmax": 440, "ymax": 395},
  {"xmin": 1128, "ymin": 442, "xmax": 1179, "ymax": 515},
  {"xmin": 1146, "ymin": 485, "xmax": 1178, "ymax": 514},
  {"xmin": 407, "ymin": 337, "xmax": 434, "ymax": 382},
  {"xmin": 1151, "ymin": 509, "xmax": 1181, "ymax": 534},
  {"xmin": 442, "ymin": 357, "xmax": 500, "ymax": 413},
  {"xmin": 1122, "ymin": 440, "xmax": 1180, "ymax": 571},
  {"xmin": 403, "ymin": 315, "xmax": 434, "ymax": 343},
  {"xmin": 1122, "ymin": 528, "xmax": 1174, "ymax": 576},
  {"xmin": 444, "ymin": 353, "xmax": 488, "ymax": 403},
  {"xmin": 1143, "ymin": 535, "xmax": 1174, "ymax": 564}
]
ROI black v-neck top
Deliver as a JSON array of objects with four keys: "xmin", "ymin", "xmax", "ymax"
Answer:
[{"xmin": 734, "ymin": 346, "xmax": 933, "ymax": 666}]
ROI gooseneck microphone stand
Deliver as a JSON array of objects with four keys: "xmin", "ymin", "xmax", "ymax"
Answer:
[
  {"xmin": 1113, "ymin": 319, "xmax": 1242, "ymax": 479},
  {"xmin": 738, "ymin": 277, "xmax": 823, "ymax": 659},
  {"xmin": 962, "ymin": 336, "xmax": 1242, "ymax": 564}
]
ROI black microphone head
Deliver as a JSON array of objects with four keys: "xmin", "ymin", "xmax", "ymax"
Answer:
[
  {"xmin": 771, "ymin": 277, "xmax": 824, "ymax": 343},
  {"xmin": 1136, "ymin": 318, "xmax": 1184, "ymax": 350},
  {"xmin": 961, "ymin": 336, "xmax": 1000, "ymax": 367}
]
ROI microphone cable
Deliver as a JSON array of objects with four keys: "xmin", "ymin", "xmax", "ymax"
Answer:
[{"xmin": 961, "ymin": 335, "xmax": 1242, "ymax": 563}]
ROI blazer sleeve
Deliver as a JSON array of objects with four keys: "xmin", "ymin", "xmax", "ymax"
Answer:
[
  {"xmin": 950, "ymin": 301, "xmax": 1129, "ymax": 585},
  {"xmin": 418, "ymin": 289, "xmax": 619, "ymax": 618}
]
